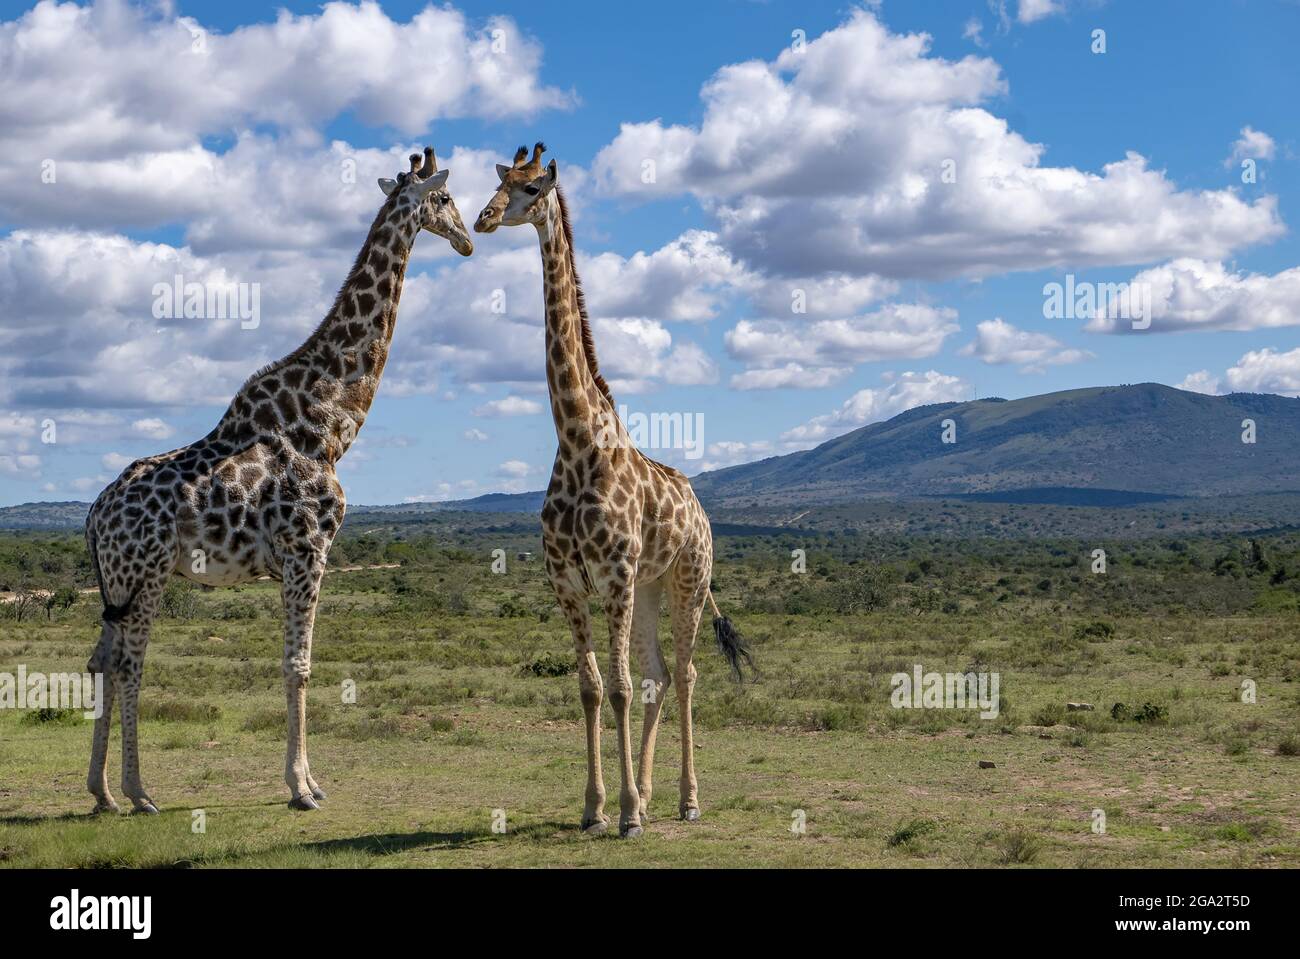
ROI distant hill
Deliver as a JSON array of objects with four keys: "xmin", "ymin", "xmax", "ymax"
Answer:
[
  {"xmin": 0, "ymin": 491, "xmax": 546, "ymax": 531},
  {"xmin": 350, "ymin": 490, "xmax": 545, "ymax": 515},
  {"xmin": 0, "ymin": 501, "xmax": 90, "ymax": 530},
  {"xmin": 4, "ymin": 385, "xmax": 1297, "ymax": 530},
  {"xmin": 691, "ymin": 384, "xmax": 1300, "ymax": 507}
]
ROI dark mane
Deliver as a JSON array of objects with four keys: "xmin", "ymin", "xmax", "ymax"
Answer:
[{"xmin": 555, "ymin": 187, "xmax": 615, "ymax": 408}]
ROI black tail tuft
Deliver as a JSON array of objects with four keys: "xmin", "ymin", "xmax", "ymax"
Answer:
[
  {"xmin": 101, "ymin": 590, "xmax": 137, "ymax": 624},
  {"xmin": 102, "ymin": 601, "xmax": 131, "ymax": 623},
  {"xmin": 713, "ymin": 615, "xmax": 756, "ymax": 684},
  {"xmin": 89, "ymin": 588, "xmax": 138, "ymax": 674}
]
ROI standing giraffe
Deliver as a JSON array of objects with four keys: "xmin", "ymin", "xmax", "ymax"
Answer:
[
  {"xmin": 84, "ymin": 147, "xmax": 471, "ymax": 815},
  {"xmin": 473, "ymin": 144, "xmax": 754, "ymax": 837}
]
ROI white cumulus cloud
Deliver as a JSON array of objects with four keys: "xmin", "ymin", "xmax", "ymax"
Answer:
[
  {"xmin": 472, "ymin": 395, "xmax": 544, "ymax": 418},
  {"xmin": 780, "ymin": 370, "xmax": 969, "ymax": 446},
  {"xmin": 725, "ymin": 304, "xmax": 959, "ymax": 387},
  {"xmin": 1018, "ymin": 0, "xmax": 1064, "ymax": 24},
  {"xmin": 960, "ymin": 317, "xmax": 1092, "ymax": 372},
  {"xmin": 1086, "ymin": 259, "xmax": 1300, "ymax": 334},
  {"xmin": 592, "ymin": 10, "xmax": 1280, "ymax": 281},
  {"xmin": 1226, "ymin": 126, "xmax": 1277, "ymax": 167}
]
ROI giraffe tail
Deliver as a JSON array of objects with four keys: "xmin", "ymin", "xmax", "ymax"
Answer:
[
  {"xmin": 85, "ymin": 527, "xmax": 136, "ymax": 675},
  {"xmin": 708, "ymin": 590, "xmax": 755, "ymax": 684}
]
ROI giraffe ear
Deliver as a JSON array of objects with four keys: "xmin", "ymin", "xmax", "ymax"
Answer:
[
  {"xmin": 415, "ymin": 169, "xmax": 450, "ymax": 193},
  {"xmin": 547, "ymin": 159, "xmax": 558, "ymax": 183},
  {"xmin": 377, "ymin": 177, "xmax": 399, "ymax": 196},
  {"xmin": 496, "ymin": 163, "xmax": 511, "ymax": 182}
]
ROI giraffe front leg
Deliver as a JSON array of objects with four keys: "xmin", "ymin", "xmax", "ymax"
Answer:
[
  {"xmin": 282, "ymin": 553, "xmax": 325, "ymax": 811},
  {"xmin": 605, "ymin": 581, "xmax": 643, "ymax": 838},
  {"xmin": 558, "ymin": 594, "xmax": 607, "ymax": 833}
]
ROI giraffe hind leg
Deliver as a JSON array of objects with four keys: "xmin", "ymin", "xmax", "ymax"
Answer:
[
  {"xmin": 668, "ymin": 551, "xmax": 710, "ymax": 821},
  {"xmin": 113, "ymin": 575, "xmax": 169, "ymax": 815},
  {"xmin": 86, "ymin": 626, "xmax": 119, "ymax": 815},
  {"xmin": 87, "ymin": 569, "xmax": 162, "ymax": 815},
  {"xmin": 631, "ymin": 578, "xmax": 668, "ymax": 820}
]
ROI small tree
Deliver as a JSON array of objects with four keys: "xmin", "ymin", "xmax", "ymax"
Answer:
[
  {"xmin": 47, "ymin": 585, "xmax": 79, "ymax": 619},
  {"xmin": 5, "ymin": 588, "xmax": 40, "ymax": 622}
]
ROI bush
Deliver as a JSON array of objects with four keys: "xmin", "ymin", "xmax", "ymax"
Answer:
[
  {"xmin": 158, "ymin": 579, "xmax": 200, "ymax": 619},
  {"xmin": 1073, "ymin": 620, "xmax": 1115, "ymax": 641},
  {"xmin": 996, "ymin": 828, "xmax": 1042, "ymax": 864},
  {"xmin": 832, "ymin": 565, "xmax": 896, "ymax": 613},
  {"xmin": 20, "ymin": 707, "xmax": 80, "ymax": 726},
  {"xmin": 1111, "ymin": 701, "xmax": 1168, "ymax": 724},
  {"xmin": 520, "ymin": 652, "xmax": 575, "ymax": 678},
  {"xmin": 888, "ymin": 818, "xmax": 937, "ymax": 847},
  {"xmin": 1033, "ymin": 702, "xmax": 1066, "ymax": 727}
]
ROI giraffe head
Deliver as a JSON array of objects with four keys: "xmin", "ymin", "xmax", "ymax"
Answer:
[
  {"xmin": 378, "ymin": 146, "xmax": 473, "ymax": 256},
  {"xmin": 473, "ymin": 142, "xmax": 558, "ymax": 233}
]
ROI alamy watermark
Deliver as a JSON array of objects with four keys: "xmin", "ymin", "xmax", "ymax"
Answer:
[
  {"xmin": 595, "ymin": 405, "xmax": 704, "ymax": 460},
  {"xmin": 0, "ymin": 666, "xmax": 103, "ymax": 718},
  {"xmin": 50, "ymin": 889, "xmax": 151, "ymax": 939},
  {"xmin": 153, "ymin": 274, "xmax": 261, "ymax": 330},
  {"xmin": 1043, "ymin": 274, "xmax": 1151, "ymax": 330},
  {"xmin": 891, "ymin": 664, "xmax": 1000, "ymax": 719}
]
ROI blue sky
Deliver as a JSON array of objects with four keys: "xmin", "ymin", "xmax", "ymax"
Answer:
[{"xmin": 1, "ymin": 0, "xmax": 1297, "ymax": 506}]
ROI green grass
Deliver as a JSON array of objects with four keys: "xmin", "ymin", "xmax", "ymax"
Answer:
[{"xmin": 2, "ymin": 530, "xmax": 1299, "ymax": 869}]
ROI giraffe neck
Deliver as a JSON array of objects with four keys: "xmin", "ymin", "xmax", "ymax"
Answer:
[
  {"xmin": 216, "ymin": 193, "xmax": 422, "ymax": 463},
  {"xmin": 300, "ymin": 194, "xmax": 421, "ymax": 409},
  {"xmin": 535, "ymin": 190, "xmax": 621, "ymax": 456}
]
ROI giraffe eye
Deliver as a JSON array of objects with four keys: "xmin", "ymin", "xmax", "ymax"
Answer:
[{"xmin": 524, "ymin": 185, "xmax": 540, "ymax": 196}]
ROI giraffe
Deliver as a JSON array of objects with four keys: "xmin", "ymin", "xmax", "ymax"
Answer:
[
  {"xmin": 83, "ymin": 147, "xmax": 471, "ymax": 815},
  {"xmin": 473, "ymin": 143, "xmax": 754, "ymax": 837}
]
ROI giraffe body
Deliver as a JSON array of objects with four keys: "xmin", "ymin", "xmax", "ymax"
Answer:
[
  {"xmin": 85, "ymin": 149, "xmax": 470, "ymax": 814},
  {"xmin": 474, "ymin": 144, "xmax": 752, "ymax": 836}
]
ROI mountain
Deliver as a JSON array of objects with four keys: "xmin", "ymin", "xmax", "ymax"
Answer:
[
  {"xmin": 349, "ymin": 491, "xmax": 546, "ymax": 515},
  {"xmin": 0, "ymin": 501, "xmax": 91, "ymax": 530},
  {"xmin": 0, "ymin": 491, "xmax": 547, "ymax": 530},
  {"xmin": 690, "ymin": 384, "xmax": 1300, "ymax": 507},
  {"xmin": 4, "ymin": 385, "xmax": 1298, "ymax": 529}
]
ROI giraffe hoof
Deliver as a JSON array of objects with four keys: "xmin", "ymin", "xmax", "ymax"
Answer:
[
  {"xmin": 90, "ymin": 799, "xmax": 120, "ymax": 816},
  {"xmin": 288, "ymin": 795, "xmax": 320, "ymax": 811},
  {"xmin": 680, "ymin": 806, "xmax": 701, "ymax": 822},
  {"xmin": 311, "ymin": 787, "xmax": 328, "ymax": 802},
  {"xmin": 581, "ymin": 818, "xmax": 609, "ymax": 836},
  {"xmin": 619, "ymin": 823, "xmax": 644, "ymax": 839},
  {"xmin": 132, "ymin": 802, "xmax": 159, "ymax": 815}
]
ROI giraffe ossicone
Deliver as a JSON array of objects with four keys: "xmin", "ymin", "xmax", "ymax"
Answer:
[
  {"xmin": 83, "ymin": 146, "xmax": 471, "ymax": 816},
  {"xmin": 474, "ymin": 142, "xmax": 755, "ymax": 839}
]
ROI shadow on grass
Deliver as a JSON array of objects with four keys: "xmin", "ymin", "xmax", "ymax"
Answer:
[
  {"xmin": 302, "ymin": 819, "xmax": 574, "ymax": 857},
  {"xmin": 0, "ymin": 811, "xmax": 94, "ymax": 826},
  {"xmin": 0, "ymin": 798, "xmax": 292, "ymax": 826}
]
